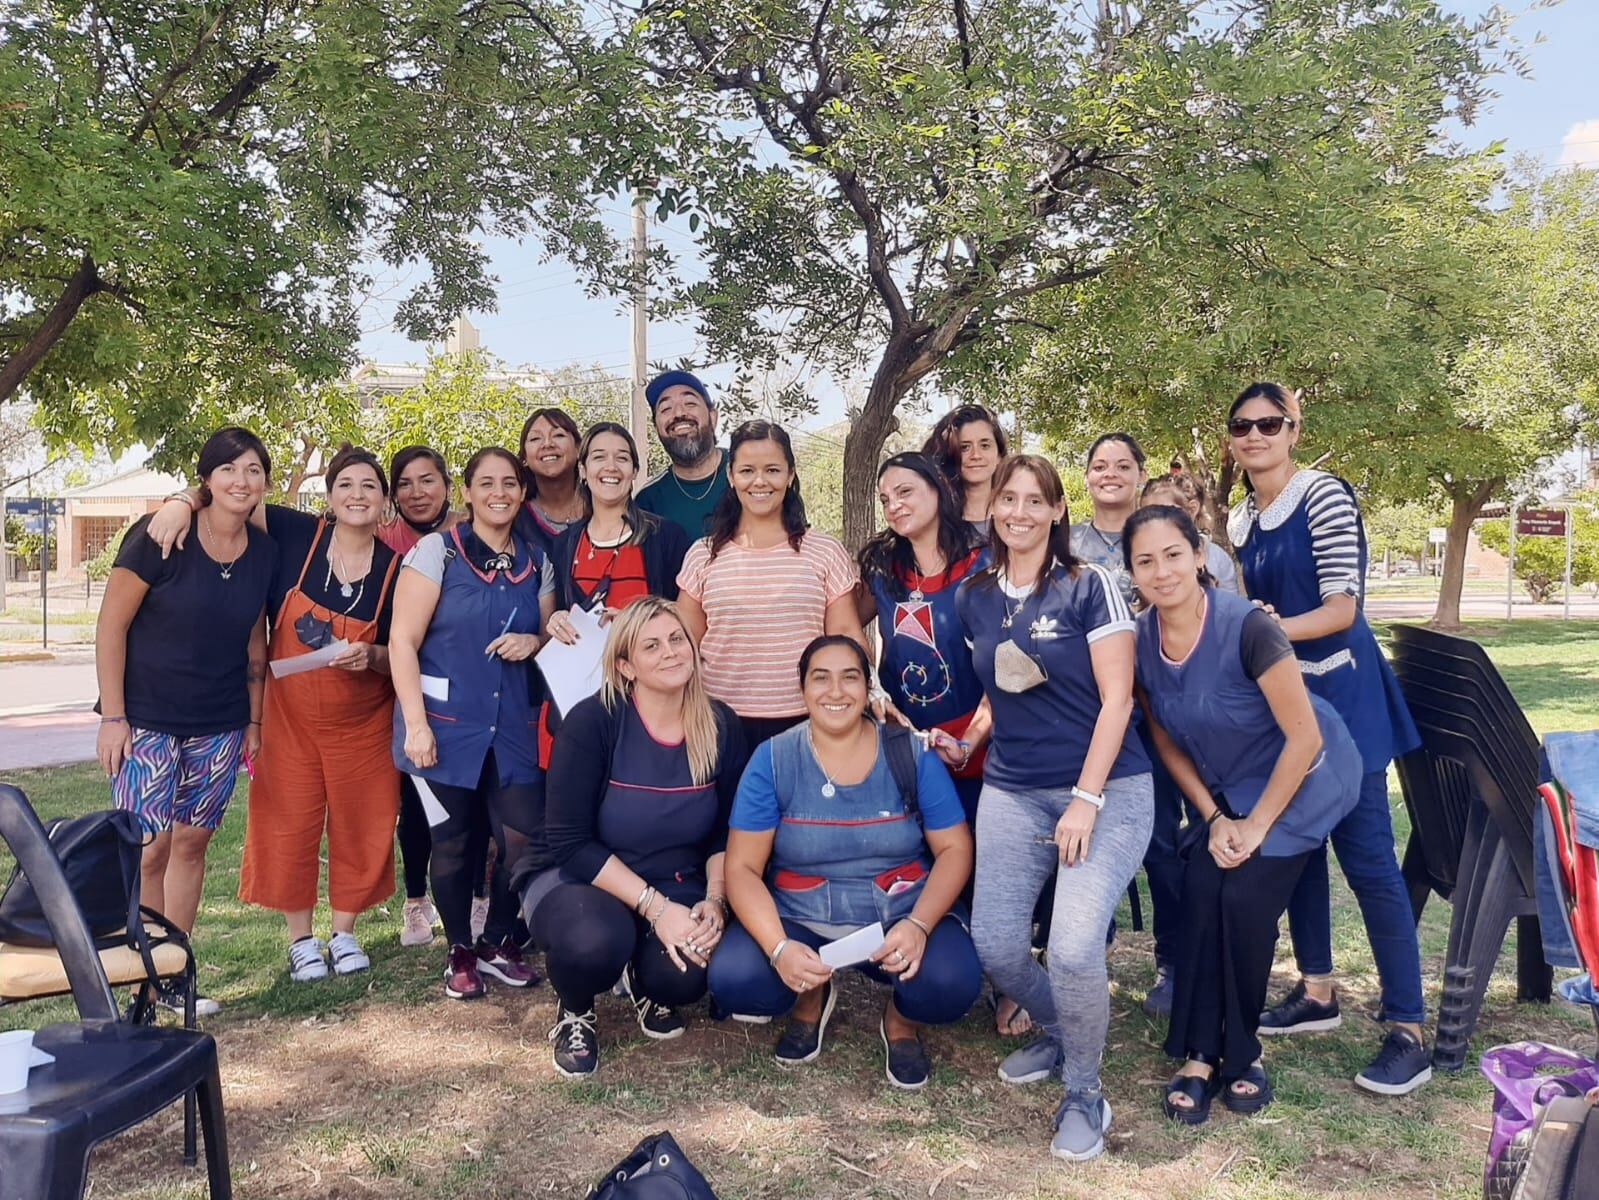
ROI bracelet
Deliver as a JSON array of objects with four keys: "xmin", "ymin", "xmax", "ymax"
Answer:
[
  {"xmin": 647, "ymin": 897, "xmax": 669, "ymax": 924},
  {"xmin": 904, "ymin": 916, "xmax": 932, "ymax": 937},
  {"xmin": 163, "ymin": 491, "xmax": 199, "ymax": 510},
  {"xmin": 1205, "ymin": 809, "xmax": 1223, "ymax": 826},
  {"xmin": 100, "ymin": 715, "xmax": 127, "ymax": 725},
  {"xmin": 1070, "ymin": 785, "xmax": 1106, "ymax": 810},
  {"xmin": 767, "ymin": 938, "xmax": 790, "ymax": 968},
  {"xmin": 635, "ymin": 884, "xmax": 654, "ymax": 915},
  {"xmin": 247, "ymin": 720, "xmax": 261, "ymax": 727}
]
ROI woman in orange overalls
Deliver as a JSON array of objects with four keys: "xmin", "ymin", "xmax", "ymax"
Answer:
[{"xmin": 147, "ymin": 445, "xmax": 404, "ymax": 981}]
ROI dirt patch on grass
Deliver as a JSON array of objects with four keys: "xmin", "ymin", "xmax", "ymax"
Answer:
[{"xmin": 89, "ymin": 943, "xmax": 1592, "ymax": 1200}]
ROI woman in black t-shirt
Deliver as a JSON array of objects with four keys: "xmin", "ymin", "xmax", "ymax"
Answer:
[
  {"xmin": 521, "ymin": 595, "xmax": 748, "ymax": 1079},
  {"xmin": 146, "ymin": 445, "xmax": 402, "ymax": 983},
  {"xmin": 96, "ymin": 427, "xmax": 276, "ymax": 982}
]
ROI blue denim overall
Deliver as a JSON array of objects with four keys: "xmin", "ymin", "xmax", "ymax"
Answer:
[{"xmin": 766, "ymin": 723, "xmax": 934, "ymax": 931}]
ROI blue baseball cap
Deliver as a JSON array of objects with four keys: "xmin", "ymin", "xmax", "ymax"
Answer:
[{"xmin": 645, "ymin": 370, "xmax": 712, "ymax": 410}]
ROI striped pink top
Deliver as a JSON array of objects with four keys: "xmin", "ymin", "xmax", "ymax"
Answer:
[{"xmin": 678, "ymin": 531, "xmax": 859, "ymax": 718}]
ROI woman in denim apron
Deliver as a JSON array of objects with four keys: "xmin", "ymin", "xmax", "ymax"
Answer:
[
  {"xmin": 710, "ymin": 637, "xmax": 980, "ymax": 1090},
  {"xmin": 1226, "ymin": 382, "xmax": 1428, "ymax": 1096}
]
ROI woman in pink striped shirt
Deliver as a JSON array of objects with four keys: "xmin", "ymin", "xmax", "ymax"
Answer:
[{"xmin": 677, "ymin": 421, "xmax": 866, "ymax": 751}]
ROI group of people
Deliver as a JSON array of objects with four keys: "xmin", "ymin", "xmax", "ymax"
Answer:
[{"xmin": 93, "ymin": 371, "xmax": 1429, "ymax": 1164}]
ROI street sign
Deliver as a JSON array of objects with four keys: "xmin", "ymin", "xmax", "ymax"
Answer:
[
  {"xmin": 3, "ymin": 497, "xmax": 65, "ymax": 517},
  {"xmin": 1516, "ymin": 508, "xmax": 1568, "ymax": 537}
]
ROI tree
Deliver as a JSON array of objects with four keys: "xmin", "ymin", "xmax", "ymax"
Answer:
[
  {"xmin": 597, "ymin": 0, "xmax": 1501, "ymax": 546},
  {"xmin": 1364, "ymin": 500, "xmax": 1445, "ymax": 576},
  {"xmin": 0, "ymin": 0, "xmax": 618, "ymax": 444}
]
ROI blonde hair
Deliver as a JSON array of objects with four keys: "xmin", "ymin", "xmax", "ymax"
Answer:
[{"xmin": 599, "ymin": 597, "xmax": 721, "ymax": 785}]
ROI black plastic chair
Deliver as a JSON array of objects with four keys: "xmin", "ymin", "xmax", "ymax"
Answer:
[
  {"xmin": 0, "ymin": 784, "xmax": 230, "ymax": 1200},
  {"xmin": 1389, "ymin": 627, "xmax": 1551, "ymax": 1073}
]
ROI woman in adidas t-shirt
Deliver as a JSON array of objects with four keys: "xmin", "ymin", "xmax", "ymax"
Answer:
[
  {"xmin": 676, "ymin": 420, "xmax": 865, "ymax": 751},
  {"xmin": 951, "ymin": 454, "xmax": 1152, "ymax": 1164}
]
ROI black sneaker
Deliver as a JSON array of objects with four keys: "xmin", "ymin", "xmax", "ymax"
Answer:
[
  {"xmin": 1142, "ymin": 963, "xmax": 1174, "ymax": 1019},
  {"xmin": 1258, "ymin": 980, "xmax": 1341, "ymax": 1036},
  {"xmin": 622, "ymin": 965, "xmax": 686, "ymax": 1040},
  {"xmin": 880, "ymin": 1018, "xmax": 930, "ymax": 1090},
  {"xmin": 1354, "ymin": 1027, "xmax": 1433, "ymax": 1096},
  {"xmin": 773, "ymin": 981, "xmax": 837, "ymax": 1066},
  {"xmin": 548, "ymin": 1008, "xmax": 598, "ymax": 1079}
]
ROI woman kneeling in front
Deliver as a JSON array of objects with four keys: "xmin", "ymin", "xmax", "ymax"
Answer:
[
  {"xmin": 709, "ymin": 636, "xmax": 981, "ymax": 1090},
  {"xmin": 521, "ymin": 597, "xmax": 747, "ymax": 1078},
  {"xmin": 1125, "ymin": 506, "xmax": 1360, "ymax": 1123}
]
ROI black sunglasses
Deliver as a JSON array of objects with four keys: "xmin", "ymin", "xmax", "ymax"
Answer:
[{"xmin": 1227, "ymin": 415, "xmax": 1296, "ymax": 438}]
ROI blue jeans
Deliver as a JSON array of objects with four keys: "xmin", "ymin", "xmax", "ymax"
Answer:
[
  {"xmin": 1287, "ymin": 769, "xmax": 1427, "ymax": 1025},
  {"xmin": 708, "ymin": 916, "xmax": 981, "ymax": 1026},
  {"xmin": 1139, "ymin": 726, "xmax": 1189, "ymax": 968}
]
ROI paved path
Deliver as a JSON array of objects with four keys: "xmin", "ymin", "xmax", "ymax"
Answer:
[
  {"xmin": 1366, "ymin": 596, "xmax": 1599, "ymax": 621},
  {"xmin": 0, "ymin": 658, "xmax": 100, "ymax": 771}
]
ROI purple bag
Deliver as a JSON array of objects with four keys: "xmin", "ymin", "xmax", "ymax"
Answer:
[{"xmin": 1480, "ymin": 1042, "xmax": 1599, "ymax": 1199}]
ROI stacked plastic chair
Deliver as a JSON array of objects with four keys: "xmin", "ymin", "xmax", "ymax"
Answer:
[{"xmin": 1389, "ymin": 625, "xmax": 1553, "ymax": 1072}]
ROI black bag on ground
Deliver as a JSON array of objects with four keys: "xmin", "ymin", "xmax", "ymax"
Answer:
[
  {"xmin": 0, "ymin": 809, "xmax": 145, "ymax": 947},
  {"xmin": 1505, "ymin": 1095, "xmax": 1599, "ymax": 1200},
  {"xmin": 587, "ymin": 1131, "xmax": 717, "ymax": 1199}
]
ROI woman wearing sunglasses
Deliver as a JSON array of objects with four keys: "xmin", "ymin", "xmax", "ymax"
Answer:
[
  {"xmin": 145, "ymin": 445, "xmax": 404, "ymax": 982},
  {"xmin": 1225, "ymin": 382, "xmax": 1427, "ymax": 1096}
]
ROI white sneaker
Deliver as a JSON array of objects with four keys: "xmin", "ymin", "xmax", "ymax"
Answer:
[
  {"xmin": 328, "ymin": 931, "xmax": 370, "ymax": 975},
  {"xmin": 401, "ymin": 899, "xmax": 437, "ymax": 947},
  {"xmin": 157, "ymin": 987, "xmax": 221, "ymax": 1017},
  {"xmin": 470, "ymin": 895, "xmax": 489, "ymax": 942},
  {"xmin": 289, "ymin": 937, "xmax": 329, "ymax": 982}
]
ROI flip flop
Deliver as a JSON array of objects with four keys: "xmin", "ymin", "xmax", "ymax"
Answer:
[
  {"xmin": 1162, "ymin": 1071, "xmax": 1218, "ymax": 1125},
  {"xmin": 1222, "ymin": 1062, "xmax": 1274, "ymax": 1115},
  {"xmin": 992, "ymin": 994, "xmax": 1035, "ymax": 1037}
]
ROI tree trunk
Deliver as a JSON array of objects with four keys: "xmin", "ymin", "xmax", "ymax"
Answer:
[
  {"xmin": 1431, "ymin": 477, "xmax": 1498, "ymax": 630},
  {"xmin": 0, "ymin": 255, "xmax": 101, "ymax": 403},
  {"xmin": 840, "ymin": 349, "xmax": 912, "ymax": 551}
]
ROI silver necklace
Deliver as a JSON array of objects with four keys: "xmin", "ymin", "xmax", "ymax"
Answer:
[
  {"xmin": 202, "ymin": 511, "xmax": 244, "ymax": 580},
  {"xmin": 670, "ymin": 461, "xmax": 720, "ymax": 502},
  {"xmin": 907, "ymin": 552, "xmax": 945, "ymax": 604},
  {"xmin": 325, "ymin": 535, "xmax": 370, "ymax": 612},
  {"xmin": 806, "ymin": 727, "xmax": 842, "ymax": 798}
]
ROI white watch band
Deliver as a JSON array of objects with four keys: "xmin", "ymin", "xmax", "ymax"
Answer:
[{"xmin": 1071, "ymin": 785, "xmax": 1106, "ymax": 810}]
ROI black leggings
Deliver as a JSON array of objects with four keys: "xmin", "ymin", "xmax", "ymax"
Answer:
[
  {"xmin": 1165, "ymin": 846, "xmax": 1311, "ymax": 1081},
  {"xmin": 418, "ymin": 750, "xmax": 543, "ymax": 949},
  {"xmin": 531, "ymin": 881, "xmax": 709, "ymax": 1014},
  {"xmin": 398, "ymin": 777, "xmax": 490, "ymax": 902}
]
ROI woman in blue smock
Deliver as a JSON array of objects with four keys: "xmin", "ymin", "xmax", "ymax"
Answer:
[
  {"xmin": 1125, "ymin": 505, "xmax": 1360, "ymax": 1124},
  {"xmin": 1225, "ymin": 382, "xmax": 1429, "ymax": 1096},
  {"xmin": 710, "ymin": 636, "xmax": 980, "ymax": 1092},
  {"xmin": 389, "ymin": 446, "xmax": 549, "ymax": 1003}
]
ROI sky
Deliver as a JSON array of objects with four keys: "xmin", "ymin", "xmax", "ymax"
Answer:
[{"xmin": 355, "ymin": 1, "xmax": 1599, "ymax": 433}]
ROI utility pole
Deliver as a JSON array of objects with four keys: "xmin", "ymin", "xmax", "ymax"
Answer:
[{"xmin": 629, "ymin": 192, "xmax": 650, "ymax": 488}]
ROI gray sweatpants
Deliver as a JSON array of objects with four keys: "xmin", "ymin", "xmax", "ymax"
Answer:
[{"xmin": 972, "ymin": 774, "xmax": 1154, "ymax": 1092}]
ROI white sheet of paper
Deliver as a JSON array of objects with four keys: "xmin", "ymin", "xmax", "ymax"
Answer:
[
  {"xmin": 269, "ymin": 639, "xmax": 349, "ymax": 678},
  {"xmin": 419, "ymin": 673, "xmax": 450, "ymax": 702},
  {"xmin": 409, "ymin": 775, "xmax": 451, "ymax": 827},
  {"xmin": 819, "ymin": 922, "xmax": 885, "ymax": 970},
  {"xmin": 535, "ymin": 604, "xmax": 608, "ymax": 717}
]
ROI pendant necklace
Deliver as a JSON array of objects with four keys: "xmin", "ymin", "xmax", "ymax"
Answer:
[
  {"xmin": 203, "ymin": 511, "xmax": 244, "ymax": 581},
  {"xmin": 907, "ymin": 552, "xmax": 945, "ymax": 604},
  {"xmin": 326, "ymin": 535, "xmax": 370, "ymax": 613},
  {"xmin": 806, "ymin": 727, "xmax": 839, "ymax": 798}
]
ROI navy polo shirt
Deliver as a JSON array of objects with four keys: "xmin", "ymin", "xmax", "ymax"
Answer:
[{"xmin": 956, "ymin": 563, "xmax": 1149, "ymax": 791}]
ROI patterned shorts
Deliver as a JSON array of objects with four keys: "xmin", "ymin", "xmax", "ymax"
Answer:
[{"xmin": 112, "ymin": 727, "xmax": 246, "ymax": 834}]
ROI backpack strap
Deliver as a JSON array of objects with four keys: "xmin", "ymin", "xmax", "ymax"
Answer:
[{"xmin": 882, "ymin": 724, "xmax": 920, "ymax": 822}]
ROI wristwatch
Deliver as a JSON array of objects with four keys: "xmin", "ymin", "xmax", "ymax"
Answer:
[{"xmin": 1070, "ymin": 785, "xmax": 1105, "ymax": 810}]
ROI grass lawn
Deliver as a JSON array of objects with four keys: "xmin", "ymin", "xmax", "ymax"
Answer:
[{"xmin": 3, "ymin": 622, "xmax": 1597, "ymax": 1198}]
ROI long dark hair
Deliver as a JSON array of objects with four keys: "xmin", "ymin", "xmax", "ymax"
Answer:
[
  {"xmin": 576, "ymin": 421, "xmax": 655, "ymax": 547},
  {"xmin": 858, "ymin": 452, "xmax": 980, "ymax": 601},
  {"xmin": 1122, "ymin": 504, "xmax": 1216, "ymax": 602},
  {"xmin": 975, "ymin": 454, "xmax": 1076, "ymax": 591},
  {"xmin": 707, "ymin": 420, "xmax": 807, "ymax": 558},
  {"xmin": 922, "ymin": 405, "xmax": 1008, "ymax": 502},
  {"xmin": 388, "ymin": 444, "xmax": 452, "ymax": 532},
  {"xmin": 517, "ymin": 406, "xmax": 582, "ymax": 500}
]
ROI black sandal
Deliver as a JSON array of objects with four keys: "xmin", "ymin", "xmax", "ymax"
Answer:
[
  {"xmin": 1222, "ymin": 1061, "xmax": 1274, "ymax": 1115},
  {"xmin": 1162, "ymin": 1070, "xmax": 1218, "ymax": 1125}
]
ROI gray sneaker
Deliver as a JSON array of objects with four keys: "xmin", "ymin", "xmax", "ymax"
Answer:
[
  {"xmin": 998, "ymin": 1034, "xmax": 1063, "ymax": 1085},
  {"xmin": 1051, "ymin": 1090, "xmax": 1112, "ymax": 1162}
]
